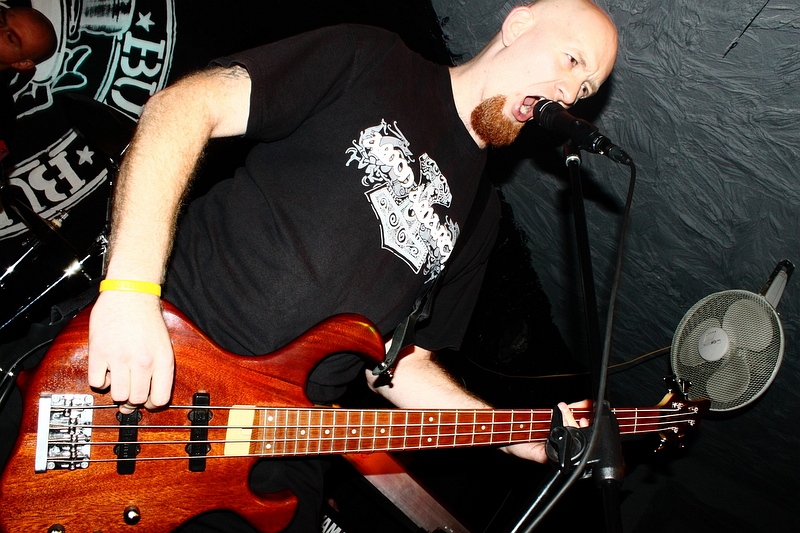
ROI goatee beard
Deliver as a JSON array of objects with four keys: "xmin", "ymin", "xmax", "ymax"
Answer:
[{"xmin": 470, "ymin": 95, "xmax": 524, "ymax": 147}]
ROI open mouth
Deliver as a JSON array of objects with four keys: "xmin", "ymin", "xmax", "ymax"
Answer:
[{"xmin": 515, "ymin": 96, "xmax": 540, "ymax": 122}]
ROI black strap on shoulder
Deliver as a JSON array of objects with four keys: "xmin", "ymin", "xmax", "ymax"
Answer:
[{"xmin": 372, "ymin": 176, "xmax": 493, "ymax": 377}]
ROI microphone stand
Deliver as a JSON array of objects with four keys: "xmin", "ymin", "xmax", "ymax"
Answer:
[{"xmin": 508, "ymin": 140, "xmax": 626, "ymax": 532}]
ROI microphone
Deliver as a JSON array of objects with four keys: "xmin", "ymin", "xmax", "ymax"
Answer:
[{"xmin": 532, "ymin": 99, "xmax": 631, "ymax": 165}]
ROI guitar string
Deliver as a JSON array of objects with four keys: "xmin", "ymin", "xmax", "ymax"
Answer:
[
  {"xmin": 48, "ymin": 405, "xmax": 693, "ymax": 436},
  {"xmin": 47, "ymin": 408, "xmax": 691, "ymax": 436},
  {"xmin": 40, "ymin": 404, "xmax": 692, "ymax": 464},
  {"xmin": 44, "ymin": 415, "xmax": 693, "ymax": 466},
  {"xmin": 49, "ymin": 418, "xmax": 688, "ymax": 449},
  {"xmin": 70, "ymin": 403, "xmax": 689, "ymax": 417},
  {"xmin": 49, "ymin": 411, "xmax": 690, "ymax": 433},
  {"xmin": 47, "ymin": 416, "xmax": 691, "ymax": 466},
  {"xmin": 43, "ymin": 408, "xmax": 695, "ymax": 465}
]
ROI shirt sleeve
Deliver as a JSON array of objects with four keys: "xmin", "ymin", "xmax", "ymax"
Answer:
[{"xmin": 209, "ymin": 25, "xmax": 359, "ymax": 141}]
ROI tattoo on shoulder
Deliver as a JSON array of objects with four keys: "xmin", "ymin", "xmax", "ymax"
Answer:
[
  {"xmin": 199, "ymin": 64, "xmax": 249, "ymax": 81},
  {"xmin": 219, "ymin": 65, "xmax": 250, "ymax": 80}
]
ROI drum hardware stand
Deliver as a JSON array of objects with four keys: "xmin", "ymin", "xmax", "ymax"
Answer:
[
  {"xmin": 1, "ymin": 152, "xmax": 108, "ymax": 336},
  {"xmin": 0, "ymin": 131, "xmax": 112, "ymax": 409},
  {"xmin": 0, "ymin": 240, "xmax": 105, "ymax": 334},
  {"xmin": 0, "ymin": 241, "xmax": 39, "ymax": 288}
]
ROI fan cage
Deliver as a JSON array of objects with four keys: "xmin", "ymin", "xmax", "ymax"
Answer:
[{"xmin": 670, "ymin": 290, "xmax": 784, "ymax": 411}]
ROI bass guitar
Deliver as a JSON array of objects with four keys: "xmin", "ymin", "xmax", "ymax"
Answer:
[{"xmin": 0, "ymin": 302, "xmax": 709, "ymax": 533}]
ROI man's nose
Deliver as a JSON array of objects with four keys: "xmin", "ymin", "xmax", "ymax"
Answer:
[{"xmin": 555, "ymin": 80, "xmax": 582, "ymax": 107}]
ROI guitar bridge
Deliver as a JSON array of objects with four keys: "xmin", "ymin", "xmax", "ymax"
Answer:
[{"xmin": 34, "ymin": 394, "xmax": 94, "ymax": 473}]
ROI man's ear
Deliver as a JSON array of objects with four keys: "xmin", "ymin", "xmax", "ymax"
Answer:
[
  {"xmin": 11, "ymin": 59, "xmax": 35, "ymax": 71},
  {"xmin": 500, "ymin": 6, "xmax": 535, "ymax": 47}
]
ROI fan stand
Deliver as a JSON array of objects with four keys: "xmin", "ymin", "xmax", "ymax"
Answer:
[{"xmin": 508, "ymin": 140, "xmax": 627, "ymax": 533}]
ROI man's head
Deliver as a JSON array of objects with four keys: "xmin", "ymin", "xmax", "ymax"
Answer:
[
  {"xmin": 0, "ymin": 7, "xmax": 57, "ymax": 71},
  {"xmin": 461, "ymin": 0, "xmax": 619, "ymax": 147}
]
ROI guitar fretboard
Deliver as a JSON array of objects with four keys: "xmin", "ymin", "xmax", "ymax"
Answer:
[{"xmin": 222, "ymin": 405, "xmax": 693, "ymax": 457}]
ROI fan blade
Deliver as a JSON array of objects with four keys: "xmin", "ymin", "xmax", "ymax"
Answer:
[
  {"xmin": 722, "ymin": 298, "xmax": 773, "ymax": 352},
  {"xmin": 706, "ymin": 350, "xmax": 750, "ymax": 404}
]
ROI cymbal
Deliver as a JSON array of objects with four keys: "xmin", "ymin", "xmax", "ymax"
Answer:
[
  {"xmin": 58, "ymin": 94, "xmax": 137, "ymax": 165},
  {"xmin": 0, "ymin": 183, "xmax": 83, "ymax": 258}
]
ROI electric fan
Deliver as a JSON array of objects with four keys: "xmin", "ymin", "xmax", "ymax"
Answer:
[{"xmin": 670, "ymin": 260, "xmax": 794, "ymax": 411}]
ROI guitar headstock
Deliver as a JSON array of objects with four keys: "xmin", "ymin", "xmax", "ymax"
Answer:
[{"xmin": 652, "ymin": 376, "xmax": 711, "ymax": 452}]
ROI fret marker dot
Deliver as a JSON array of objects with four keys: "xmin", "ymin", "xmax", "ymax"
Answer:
[
  {"xmin": 380, "ymin": 428, "xmax": 386, "ymax": 434},
  {"xmin": 300, "ymin": 430, "xmax": 306, "ymax": 435},
  {"xmin": 427, "ymin": 437, "xmax": 432, "ymax": 443},
  {"xmin": 267, "ymin": 416, "xmax": 274, "ymax": 422},
  {"xmin": 481, "ymin": 425, "xmax": 486, "ymax": 430},
  {"xmin": 518, "ymin": 424, "xmax": 524, "ymax": 429},
  {"xmin": 324, "ymin": 429, "xmax": 330, "ymax": 435},
  {"xmin": 266, "ymin": 444, "xmax": 272, "ymax": 449},
  {"xmin": 428, "ymin": 417, "xmax": 434, "ymax": 422},
  {"xmin": 351, "ymin": 429, "xmax": 357, "ymax": 435}
]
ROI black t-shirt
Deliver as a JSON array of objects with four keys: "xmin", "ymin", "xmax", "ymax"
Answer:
[
  {"xmin": 0, "ymin": 69, "xmax": 34, "ymax": 152},
  {"xmin": 163, "ymin": 24, "xmax": 498, "ymax": 399}
]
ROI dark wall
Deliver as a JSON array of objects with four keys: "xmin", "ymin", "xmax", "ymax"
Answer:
[{"xmin": 433, "ymin": 0, "xmax": 800, "ymax": 531}]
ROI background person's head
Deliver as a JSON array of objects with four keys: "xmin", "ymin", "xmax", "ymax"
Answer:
[{"xmin": 0, "ymin": 7, "xmax": 57, "ymax": 72}]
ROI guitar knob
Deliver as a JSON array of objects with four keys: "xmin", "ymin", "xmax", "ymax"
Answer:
[{"xmin": 123, "ymin": 506, "xmax": 142, "ymax": 525}]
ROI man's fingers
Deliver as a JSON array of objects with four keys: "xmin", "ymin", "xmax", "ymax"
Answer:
[
  {"xmin": 148, "ymin": 360, "xmax": 175, "ymax": 408},
  {"xmin": 557, "ymin": 401, "xmax": 590, "ymax": 428},
  {"xmin": 87, "ymin": 352, "xmax": 110, "ymax": 390},
  {"xmin": 557, "ymin": 402, "xmax": 577, "ymax": 426},
  {"xmin": 127, "ymin": 363, "xmax": 153, "ymax": 406},
  {"xmin": 564, "ymin": 399, "xmax": 592, "ymax": 427},
  {"xmin": 567, "ymin": 399, "xmax": 592, "ymax": 410},
  {"xmin": 119, "ymin": 402, "xmax": 139, "ymax": 415},
  {"xmin": 108, "ymin": 365, "xmax": 132, "ymax": 405}
]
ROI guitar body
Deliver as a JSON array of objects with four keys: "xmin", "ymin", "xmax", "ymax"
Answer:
[{"xmin": 0, "ymin": 302, "xmax": 386, "ymax": 533}]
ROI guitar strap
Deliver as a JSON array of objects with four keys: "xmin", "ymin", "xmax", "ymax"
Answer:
[{"xmin": 372, "ymin": 175, "xmax": 493, "ymax": 377}]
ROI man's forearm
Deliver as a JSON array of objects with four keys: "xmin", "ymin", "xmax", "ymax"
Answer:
[
  {"xmin": 368, "ymin": 345, "xmax": 488, "ymax": 410},
  {"xmin": 104, "ymin": 66, "xmax": 252, "ymax": 281}
]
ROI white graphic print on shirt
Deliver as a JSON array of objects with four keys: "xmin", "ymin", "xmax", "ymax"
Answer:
[{"xmin": 345, "ymin": 120, "xmax": 459, "ymax": 281}]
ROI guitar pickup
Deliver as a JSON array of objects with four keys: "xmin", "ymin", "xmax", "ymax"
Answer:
[
  {"xmin": 186, "ymin": 392, "xmax": 212, "ymax": 471},
  {"xmin": 115, "ymin": 410, "xmax": 142, "ymax": 474}
]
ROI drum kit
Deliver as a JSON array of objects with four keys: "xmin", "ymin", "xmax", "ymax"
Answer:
[{"xmin": 0, "ymin": 94, "xmax": 135, "ymax": 343}]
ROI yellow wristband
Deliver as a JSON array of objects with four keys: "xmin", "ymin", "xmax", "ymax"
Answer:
[{"xmin": 99, "ymin": 279, "xmax": 162, "ymax": 297}]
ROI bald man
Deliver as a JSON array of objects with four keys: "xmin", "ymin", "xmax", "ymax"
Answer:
[{"xmin": 0, "ymin": 6, "xmax": 56, "ymax": 71}]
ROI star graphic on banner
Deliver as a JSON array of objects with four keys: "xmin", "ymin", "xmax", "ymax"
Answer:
[
  {"xmin": 136, "ymin": 12, "xmax": 154, "ymax": 31},
  {"xmin": 76, "ymin": 146, "xmax": 94, "ymax": 165}
]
